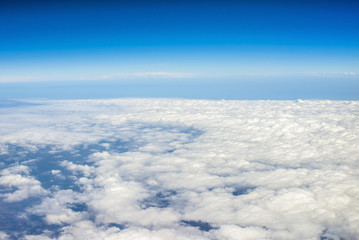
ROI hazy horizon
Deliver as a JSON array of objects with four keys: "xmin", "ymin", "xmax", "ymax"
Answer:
[{"xmin": 1, "ymin": 1, "xmax": 359, "ymax": 240}]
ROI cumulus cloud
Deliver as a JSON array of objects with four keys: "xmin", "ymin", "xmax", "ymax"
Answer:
[
  {"xmin": 0, "ymin": 99, "xmax": 359, "ymax": 239},
  {"xmin": 25, "ymin": 221, "xmax": 210, "ymax": 240},
  {"xmin": 0, "ymin": 165, "xmax": 48, "ymax": 202},
  {"xmin": 28, "ymin": 190, "xmax": 89, "ymax": 225},
  {"xmin": 60, "ymin": 160, "xmax": 95, "ymax": 177},
  {"xmin": 0, "ymin": 232, "xmax": 10, "ymax": 240}
]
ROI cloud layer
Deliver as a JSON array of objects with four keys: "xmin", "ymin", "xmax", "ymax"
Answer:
[
  {"xmin": 0, "ymin": 99, "xmax": 358, "ymax": 239},
  {"xmin": 0, "ymin": 72, "xmax": 194, "ymax": 83}
]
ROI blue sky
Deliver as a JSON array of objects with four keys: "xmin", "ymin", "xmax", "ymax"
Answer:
[{"xmin": 0, "ymin": 0, "xmax": 358, "ymax": 99}]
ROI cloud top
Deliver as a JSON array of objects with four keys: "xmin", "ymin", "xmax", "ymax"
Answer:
[{"xmin": 0, "ymin": 99, "xmax": 358, "ymax": 239}]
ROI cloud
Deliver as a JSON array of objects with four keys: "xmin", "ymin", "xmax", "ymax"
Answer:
[
  {"xmin": 28, "ymin": 190, "xmax": 89, "ymax": 225},
  {"xmin": 213, "ymin": 225, "xmax": 270, "ymax": 240},
  {"xmin": 0, "ymin": 76, "xmax": 44, "ymax": 83},
  {"xmin": 1, "ymin": 70, "xmax": 357, "ymax": 83},
  {"xmin": 0, "ymin": 72, "xmax": 194, "ymax": 83},
  {"xmin": 1, "ymin": 99, "xmax": 359, "ymax": 239},
  {"xmin": 25, "ymin": 221, "xmax": 210, "ymax": 240},
  {"xmin": 309, "ymin": 72, "xmax": 358, "ymax": 78},
  {"xmin": 0, "ymin": 144, "xmax": 8, "ymax": 155},
  {"xmin": 85, "ymin": 72, "xmax": 194, "ymax": 80},
  {"xmin": 343, "ymin": 72, "xmax": 357, "ymax": 77},
  {"xmin": 0, "ymin": 232, "xmax": 10, "ymax": 240},
  {"xmin": 60, "ymin": 160, "xmax": 95, "ymax": 177},
  {"xmin": 235, "ymin": 72, "xmax": 358, "ymax": 78},
  {"xmin": 51, "ymin": 169, "xmax": 61, "ymax": 175},
  {"xmin": 0, "ymin": 165, "xmax": 48, "ymax": 202}
]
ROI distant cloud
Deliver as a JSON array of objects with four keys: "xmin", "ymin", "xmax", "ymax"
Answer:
[
  {"xmin": 235, "ymin": 72, "xmax": 358, "ymax": 78},
  {"xmin": 344, "ymin": 72, "xmax": 357, "ymax": 77},
  {"xmin": 0, "ymin": 76, "xmax": 46, "ymax": 83},
  {"xmin": 0, "ymin": 72, "xmax": 194, "ymax": 83},
  {"xmin": 308, "ymin": 72, "xmax": 357, "ymax": 78},
  {"xmin": 78, "ymin": 72, "xmax": 194, "ymax": 80},
  {"xmin": 1, "ymin": 71, "xmax": 358, "ymax": 83}
]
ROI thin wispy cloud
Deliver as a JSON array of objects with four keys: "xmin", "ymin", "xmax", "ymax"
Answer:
[
  {"xmin": 79, "ymin": 72, "xmax": 195, "ymax": 80},
  {"xmin": 1, "ymin": 71, "xmax": 357, "ymax": 83},
  {"xmin": 229, "ymin": 72, "xmax": 358, "ymax": 78},
  {"xmin": 0, "ymin": 72, "xmax": 194, "ymax": 83}
]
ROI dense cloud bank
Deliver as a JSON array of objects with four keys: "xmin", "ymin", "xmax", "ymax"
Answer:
[{"xmin": 0, "ymin": 99, "xmax": 359, "ymax": 239}]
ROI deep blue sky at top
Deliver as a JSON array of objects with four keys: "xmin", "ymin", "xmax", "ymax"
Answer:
[{"xmin": 0, "ymin": 0, "xmax": 358, "ymax": 99}]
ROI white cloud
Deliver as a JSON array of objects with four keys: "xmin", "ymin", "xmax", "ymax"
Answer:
[
  {"xmin": 0, "ymin": 144, "xmax": 9, "ymax": 155},
  {"xmin": 25, "ymin": 221, "xmax": 210, "ymax": 240},
  {"xmin": 0, "ymin": 165, "xmax": 48, "ymax": 202},
  {"xmin": 50, "ymin": 169, "xmax": 66, "ymax": 180},
  {"xmin": 344, "ymin": 72, "xmax": 357, "ymax": 77},
  {"xmin": 213, "ymin": 225, "xmax": 270, "ymax": 240},
  {"xmin": 219, "ymin": 72, "xmax": 359, "ymax": 79},
  {"xmin": 87, "ymin": 72, "xmax": 194, "ymax": 80},
  {"xmin": 310, "ymin": 72, "xmax": 358, "ymax": 78},
  {"xmin": 0, "ymin": 72, "xmax": 193, "ymax": 83},
  {"xmin": 1, "ymin": 99, "xmax": 359, "ymax": 239},
  {"xmin": 60, "ymin": 160, "xmax": 95, "ymax": 177},
  {"xmin": 0, "ymin": 232, "xmax": 10, "ymax": 240},
  {"xmin": 28, "ymin": 190, "xmax": 88, "ymax": 225}
]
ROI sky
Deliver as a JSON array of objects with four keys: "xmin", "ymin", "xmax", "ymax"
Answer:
[
  {"xmin": 0, "ymin": 0, "xmax": 359, "ymax": 99},
  {"xmin": 1, "ymin": 2, "xmax": 359, "ymax": 239}
]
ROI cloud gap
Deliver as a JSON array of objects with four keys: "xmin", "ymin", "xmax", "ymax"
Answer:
[
  {"xmin": 66, "ymin": 202, "xmax": 88, "ymax": 212},
  {"xmin": 139, "ymin": 190, "xmax": 177, "ymax": 209},
  {"xmin": 320, "ymin": 229, "xmax": 345, "ymax": 240},
  {"xmin": 180, "ymin": 220, "xmax": 217, "ymax": 232},
  {"xmin": 106, "ymin": 223, "xmax": 126, "ymax": 230},
  {"xmin": 232, "ymin": 186, "xmax": 256, "ymax": 196}
]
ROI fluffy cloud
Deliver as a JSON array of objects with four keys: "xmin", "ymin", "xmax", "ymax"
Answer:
[
  {"xmin": 0, "ymin": 165, "xmax": 48, "ymax": 202},
  {"xmin": 1, "ymin": 99, "xmax": 359, "ymax": 239},
  {"xmin": 0, "ymin": 232, "xmax": 10, "ymax": 240},
  {"xmin": 28, "ymin": 189, "xmax": 89, "ymax": 225}
]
